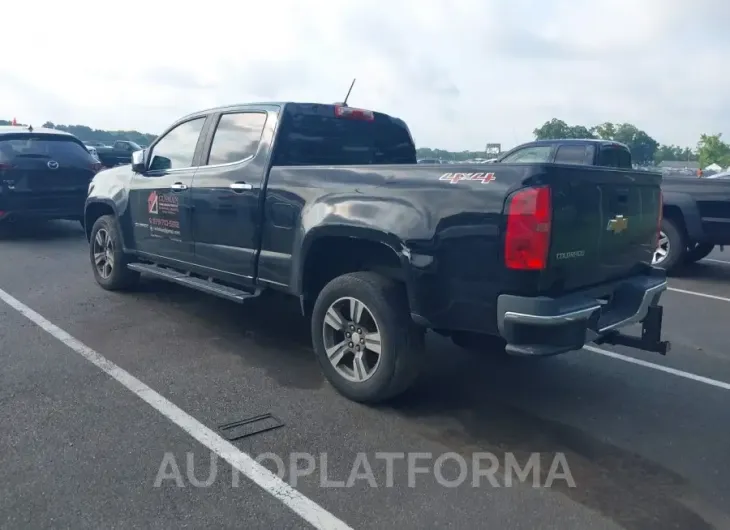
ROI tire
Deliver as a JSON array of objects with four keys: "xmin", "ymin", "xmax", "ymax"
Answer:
[
  {"xmin": 311, "ymin": 272, "xmax": 425, "ymax": 403},
  {"xmin": 652, "ymin": 218, "xmax": 685, "ymax": 272},
  {"xmin": 684, "ymin": 243, "xmax": 714, "ymax": 264},
  {"xmin": 89, "ymin": 214, "xmax": 140, "ymax": 290},
  {"xmin": 451, "ymin": 331, "xmax": 507, "ymax": 355}
]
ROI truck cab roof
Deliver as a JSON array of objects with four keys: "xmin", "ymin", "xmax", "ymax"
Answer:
[{"xmin": 496, "ymin": 138, "xmax": 633, "ymax": 169}]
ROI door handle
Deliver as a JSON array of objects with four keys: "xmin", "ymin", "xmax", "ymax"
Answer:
[
  {"xmin": 170, "ymin": 182, "xmax": 188, "ymax": 191},
  {"xmin": 230, "ymin": 182, "xmax": 253, "ymax": 192}
]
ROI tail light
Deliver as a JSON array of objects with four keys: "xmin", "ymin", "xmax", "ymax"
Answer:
[
  {"xmin": 504, "ymin": 186, "xmax": 552, "ymax": 270},
  {"xmin": 334, "ymin": 105, "xmax": 375, "ymax": 121}
]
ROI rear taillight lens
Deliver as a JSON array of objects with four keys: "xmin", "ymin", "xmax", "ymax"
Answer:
[{"xmin": 504, "ymin": 186, "xmax": 552, "ymax": 270}]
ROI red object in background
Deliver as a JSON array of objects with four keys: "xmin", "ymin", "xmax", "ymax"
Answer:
[{"xmin": 11, "ymin": 118, "xmax": 17, "ymax": 125}]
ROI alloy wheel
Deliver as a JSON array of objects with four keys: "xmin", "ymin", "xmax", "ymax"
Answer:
[
  {"xmin": 322, "ymin": 296, "xmax": 383, "ymax": 383},
  {"xmin": 93, "ymin": 228, "xmax": 115, "ymax": 279}
]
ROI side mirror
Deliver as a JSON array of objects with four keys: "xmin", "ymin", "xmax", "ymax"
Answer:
[{"xmin": 131, "ymin": 149, "xmax": 146, "ymax": 173}]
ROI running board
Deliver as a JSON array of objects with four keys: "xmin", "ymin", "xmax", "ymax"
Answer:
[{"xmin": 127, "ymin": 263, "xmax": 261, "ymax": 303}]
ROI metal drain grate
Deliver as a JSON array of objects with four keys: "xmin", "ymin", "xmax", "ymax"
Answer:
[{"xmin": 218, "ymin": 413, "xmax": 284, "ymax": 441}]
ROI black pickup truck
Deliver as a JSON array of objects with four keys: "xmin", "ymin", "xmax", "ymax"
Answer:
[
  {"xmin": 95, "ymin": 140, "xmax": 142, "ymax": 168},
  {"xmin": 494, "ymin": 139, "xmax": 730, "ymax": 272},
  {"xmin": 657, "ymin": 175, "xmax": 730, "ymax": 270},
  {"xmin": 84, "ymin": 103, "xmax": 668, "ymax": 403}
]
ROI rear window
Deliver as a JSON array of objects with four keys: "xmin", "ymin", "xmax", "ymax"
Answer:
[
  {"xmin": 597, "ymin": 145, "xmax": 632, "ymax": 169},
  {"xmin": 0, "ymin": 135, "xmax": 92, "ymax": 162},
  {"xmin": 554, "ymin": 144, "xmax": 595, "ymax": 165},
  {"xmin": 272, "ymin": 104, "xmax": 416, "ymax": 166}
]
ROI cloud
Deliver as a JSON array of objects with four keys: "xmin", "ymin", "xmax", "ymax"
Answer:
[{"xmin": 1, "ymin": 0, "xmax": 728, "ymax": 150}]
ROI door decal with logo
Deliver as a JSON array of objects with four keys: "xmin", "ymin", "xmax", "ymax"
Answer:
[{"xmin": 148, "ymin": 190, "xmax": 181, "ymax": 240}]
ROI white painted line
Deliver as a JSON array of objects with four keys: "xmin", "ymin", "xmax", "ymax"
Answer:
[
  {"xmin": 585, "ymin": 345, "xmax": 730, "ymax": 391},
  {"xmin": 0, "ymin": 287, "xmax": 353, "ymax": 530},
  {"xmin": 702, "ymin": 258, "xmax": 730, "ymax": 265},
  {"xmin": 667, "ymin": 287, "xmax": 730, "ymax": 303}
]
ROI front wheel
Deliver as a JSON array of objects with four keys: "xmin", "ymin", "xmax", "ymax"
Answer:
[
  {"xmin": 684, "ymin": 243, "xmax": 714, "ymax": 264},
  {"xmin": 311, "ymin": 272, "xmax": 424, "ymax": 403},
  {"xmin": 89, "ymin": 215, "xmax": 140, "ymax": 290}
]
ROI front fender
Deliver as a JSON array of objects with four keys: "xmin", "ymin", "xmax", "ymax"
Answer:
[{"xmin": 84, "ymin": 166, "xmax": 135, "ymax": 249}]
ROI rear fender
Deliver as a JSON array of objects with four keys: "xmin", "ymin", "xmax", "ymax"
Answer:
[{"xmin": 661, "ymin": 191, "xmax": 704, "ymax": 241}]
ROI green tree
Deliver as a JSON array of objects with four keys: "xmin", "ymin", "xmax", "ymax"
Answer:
[
  {"xmin": 2, "ymin": 118, "xmax": 156, "ymax": 145},
  {"xmin": 611, "ymin": 123, "xmax": 658, "ymax": 165},
  {"xmin": 589, "ymin": 121, "xmax": 659, "ymax": 164},
  {"xmin": 591, "ymin": 122, "xmax": 616, "ymax": 140},
  {"xmin": 533, "ymin": 119, "xmax": 596, "ymax": 140},
  {"xmin": 654, "ymin": 144, "xmax": 696, "ymax": 164},
  {"xmin": 697, "ymin": 133, "xmax": 730, "ymax": 168}
]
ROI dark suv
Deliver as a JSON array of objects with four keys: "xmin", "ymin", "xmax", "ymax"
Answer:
[{"xmin": 0, "ymin": 125, "xmax": 101, "ymax": 226}]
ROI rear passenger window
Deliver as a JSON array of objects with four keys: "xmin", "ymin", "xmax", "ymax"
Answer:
[
  {"xmin": 500, "ymin": 146, "xmax": 552, "ymax": 163},
  {"xmin": 207, "ymin": 112, "xmax": 267, "ymax": 166},
  {"xmin": 554, "ymin": 144, "xmax": 595, "ymax": 165}
]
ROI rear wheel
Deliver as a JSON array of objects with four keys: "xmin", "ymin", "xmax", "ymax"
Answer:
[
  {"xmin": 89, "ymin": 215, "xmax": 140, "ymax": 290},
  {"xmin": 652, "ymin": 218, "xmax": 685, "ymax": 272},
  {"xmin": 684, "ymin": 242, "xmax": 714, "ymax": 264},
  {"xmin": 311, "ymin": 272, "xmax": 424, "ymax": 403}
]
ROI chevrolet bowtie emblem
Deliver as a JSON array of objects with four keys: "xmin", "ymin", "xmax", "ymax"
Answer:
[{"xmin": 606, "ymin": 215, "xmax": 628, "ymax": 234}]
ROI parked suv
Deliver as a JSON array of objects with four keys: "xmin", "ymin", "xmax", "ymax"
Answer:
[{"xmin": 0, "ymin": 126, "xmax": 101, "ymax": 226}]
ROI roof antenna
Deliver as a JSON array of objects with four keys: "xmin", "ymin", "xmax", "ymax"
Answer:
[
  {"xmin": 342, "ymin": 78, "xmax": 356, "ymax": 107},
  {"xmin": 27, "ymin": 124, "xmax": 33, "ymax": 132}
]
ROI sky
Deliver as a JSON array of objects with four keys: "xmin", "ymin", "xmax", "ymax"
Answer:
[{"xmin": 2, "ymin": 0, "xmax": 729, "ymax": 151}]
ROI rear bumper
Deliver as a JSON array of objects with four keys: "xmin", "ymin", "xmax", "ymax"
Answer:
[
  {"xmin": 0, "ymin": 193, "xmax": 85, "ymax": 221},
  {"xmin": 496, "ymin": 268, "xmax": 669, "ymax": 356}
]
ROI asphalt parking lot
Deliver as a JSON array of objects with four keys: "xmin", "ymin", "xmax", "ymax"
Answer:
[{"xmin": 1, "ymin": 220, "xmax": 729, "ymax": 530}]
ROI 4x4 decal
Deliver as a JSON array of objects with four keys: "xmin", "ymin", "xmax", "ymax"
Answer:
[{"xmin": 439, "ymin": 172, "xmax": 496, "ymax": 184}]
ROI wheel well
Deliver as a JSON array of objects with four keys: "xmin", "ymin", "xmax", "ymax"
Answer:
[
  {"xmin": 84, "ymin": 203, "xmax": 115, "ymax": 241},
  {"xmin": 663, "ymin": 205, "xmax": 688, "ymax": 239},
  {"xmin": 301, "ymin": 237, "xmax": 404, "ymax": 316}
]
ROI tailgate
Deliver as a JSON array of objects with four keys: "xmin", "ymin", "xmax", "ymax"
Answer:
[
  {"xmin": 543, "ymin": 166, "xmax": 661, "ymax": 292},
  {"xmin": 6, "ymin": 158, "xmax": 94, "ymax": 192},
  {"xmin": 0, "ymin": 134, "xmax": 96, "ymax": 194}
]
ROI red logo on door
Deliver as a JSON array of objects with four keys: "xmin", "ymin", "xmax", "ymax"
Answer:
[{"xmin": 148, "ymin": 191, "xmax": 158, "ymax": 214}]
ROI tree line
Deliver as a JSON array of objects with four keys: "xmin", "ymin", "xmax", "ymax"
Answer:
[
  {"xmin": 532, "ymin": 119, "xmax": 729, "ymax": 168},
  {"xmin": 1, "ymin": 119, "xmax": 156, "ymax": 147},
  {"xmin": 5, "ymin": 116, "xmax": 728, "ymax": 168},
  {"xmin": 419, "ymin": 119, "xmax": 730, "ymax": 168}
]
